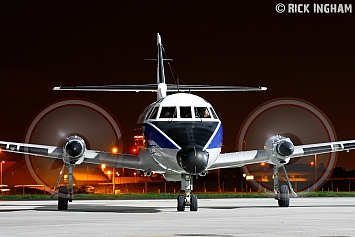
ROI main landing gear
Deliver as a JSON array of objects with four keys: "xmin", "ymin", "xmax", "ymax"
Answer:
[
  {"xmin": 51, "ymin": 163, "xmax": 75, "ymax": 210},
  {"xmin": 177, "ymin": 174, "xmax": 198, "ymax": 211},
  {"xmin": 273, "ymin": 165, "xmax": 298, "ymax": 207}
]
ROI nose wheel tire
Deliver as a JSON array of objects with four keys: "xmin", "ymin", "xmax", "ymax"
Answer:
[
  {"xmin": 177, "ymin": 195, "xmax": 185, "ymax": 211},
  {"xmin": 190, "ymin": 195, "xmax": 198, "ymax": 211},
  {"xmin": 177, "ymin": 194, "xmax": 198, "ymax": 212},
  {"xmin": 278, "ymin": 185, "xmax": 290, "ymax": 207},
  {"xmin": 58, "ymin": 186, "xmax": 69, "ymax": 210}
]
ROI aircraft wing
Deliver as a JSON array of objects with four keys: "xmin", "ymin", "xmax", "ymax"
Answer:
[
  {"xmin": 209, "ymin": 139, "xmax": 355, "ymax": 170},
  {"xmin": 209, "ymin": 150, "xmax": 269, "ymax": 169},
  {"xmin": 0, "ymin": 140, "xmax": 157, "ymax": 171},
  {"xmin": 0, "ymin": 141, "xmax": 64, "ymax": 159}
]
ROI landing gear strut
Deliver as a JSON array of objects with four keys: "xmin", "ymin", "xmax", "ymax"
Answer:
[
  {"xmin": 177, "ymin": 174, "xmax": 198, "ymax": 211},
  {"xmin": 51, "ymin": 163, "xmax": 75, "ymax": 210},
  {"xmin": 273, "ymin": 165, "xmax": 297, "ymax": 207}
]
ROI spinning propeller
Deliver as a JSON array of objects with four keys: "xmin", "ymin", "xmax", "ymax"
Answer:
[
  {"xmin": 237, "ymin": 98, "xmax": 337, "ymax": 192},
  {"xmin": 24, "ymin": 99, "xmax": 123, "ymax": 192}
]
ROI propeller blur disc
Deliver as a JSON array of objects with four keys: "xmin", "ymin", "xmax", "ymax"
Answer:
[
  {"xmin": 24, "ymin": 99, "xmax": 123, "ymax": 191},
  {"xmin": 237, "ymin": 98, "xmax": 337, "ymax": 192}
]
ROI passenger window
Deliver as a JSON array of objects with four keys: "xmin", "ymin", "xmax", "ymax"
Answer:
[
  {"xmin": 180, "ymin": 106, "xmax": 192, "ymax": 118},
  {"xmin": 195, "ymin": 107, "xmax": 211, "ymax": 118},
  {"xmin": 160, "ymin": 107, "xmax": 177, "ymax": 118},
  {"xmin": 149, "ymin": 107, "xmax": 159, "ymax": 119}
]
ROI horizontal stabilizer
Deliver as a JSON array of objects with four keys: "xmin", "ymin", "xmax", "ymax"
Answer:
[
  {"xmin": 53, "ymin": 84, "xmax": 267, "ymax": 92},
  {"xmin": 167, "ymin": 85, "xmax": 267, "ymax": 92},
  {"xmin": 54, "ymin": 84, "xmax": 160, "ymax": 92}
]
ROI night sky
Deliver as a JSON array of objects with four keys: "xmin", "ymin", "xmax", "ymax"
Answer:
[{"xmin": 1, "ymin": 2, "xmax": 355, "ymax": 169}]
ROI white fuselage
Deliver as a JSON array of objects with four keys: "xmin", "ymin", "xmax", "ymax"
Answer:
[{"xmin": 136, "ymin": 93, "xmax": 223, "ymax": 175}]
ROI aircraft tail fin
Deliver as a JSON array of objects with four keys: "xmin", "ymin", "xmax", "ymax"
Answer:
[
  {"xmin": 157, "ymin": 33, "xmax": 167, "ymax": 99},
  {"xmin": 157, "ymin": 33, "xmax": 165, "ymax": 85}
]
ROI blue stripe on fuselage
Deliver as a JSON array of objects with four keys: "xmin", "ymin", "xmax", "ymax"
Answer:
[
  {"xmin": 207, "ymin": 123, "xmax": 223, "ymax": 149},
  {"xmin": 144, "ymin": 123, "xmax": 178, "ymax": 149}
]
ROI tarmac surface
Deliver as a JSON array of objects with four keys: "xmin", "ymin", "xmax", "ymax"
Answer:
[{"xmin": 1, "ymin": 197, "xmax": 355, "ymax": 236}]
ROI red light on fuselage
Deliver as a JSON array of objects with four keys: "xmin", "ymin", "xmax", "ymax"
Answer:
[{"xmin": 131, "ymin": 147, "xmax": 139, "ymax": 155}]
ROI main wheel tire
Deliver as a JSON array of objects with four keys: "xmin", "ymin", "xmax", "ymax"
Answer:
[
  {"xmin": 177, "ymin": 195, "xmax": 185, "ymax": 212},
  {"xmin": 278, "ymin": 185, "xmax": 290, "ymax": 207},
  {"xmin": 58, "ymin": 186, "xmax": 69, "ymax": 210},
  {"xmin": 190, "ymin": 195, "xmax": 198, "ymax": 211}
]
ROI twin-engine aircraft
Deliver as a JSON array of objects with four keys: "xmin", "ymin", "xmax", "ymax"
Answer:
[{"xmin": 1, "ymin": 34, "xmax": 355, "ymax": 211}]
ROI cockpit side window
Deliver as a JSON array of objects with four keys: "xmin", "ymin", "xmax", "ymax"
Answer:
[
  {"xmin": 209, "ymin": 107, "xmax": 218, "ymax": 119},
  {"xmin": 195, "ymin": 107, "xmax": 211, "ymax": 118},
  {"xmin": 160, "ymin": 107, "xmax": 177, "ymax": 118},
  {"xmin": 149, "ymin": 107, "xmax": 159, "ymax": 119},
  {"xmin": 180, "ymin": 106, "xmax": 192, "ymax": 118},
  {"xmin": 137, "ymin": 103, "xmax": 155, "ymax": 124}
]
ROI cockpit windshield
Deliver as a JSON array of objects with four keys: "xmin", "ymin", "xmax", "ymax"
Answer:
[
  {"xmin": 195, "ymin": 107, "xmax": 211, "ymax": 118},
  {"xmin": 180, "ymin": 106, "xmax": 192, "ymax": 118},
  {"xmin": 159, "ymin": 107, "xmax": 177, "ymax": 118},
  {"xmin": 144, "ymin": 105, "xmax": 218, "ymax": 121},
  {"xmin": 139, "ymin": 94, "xmax": 220, "ymax": 124}
]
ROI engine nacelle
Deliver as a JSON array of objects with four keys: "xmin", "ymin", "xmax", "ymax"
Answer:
[
  {"xmin": 63, "ymin": 135, "xmax": 86, "ymax": 165},
  {"xmin": 264, "ymin": 135, "xmax": 294, "ymax": 165}
]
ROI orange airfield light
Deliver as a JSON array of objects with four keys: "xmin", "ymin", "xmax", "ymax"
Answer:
[
  {"xmin": 260, "ymin": 162, "xmax": 266, "ymax": 166},
  {"xmin": 111, "ymin": 147, "xmax": 118, "ymax": 154}
]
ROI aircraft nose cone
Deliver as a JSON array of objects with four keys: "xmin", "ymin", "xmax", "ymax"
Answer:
[
  {"xmin": 176, "ymin": 146, "xmax": 209, "ymax": 174},
  {"xmin": 277, "ymin": 140, "xmax": 294, "ymax": 156}
]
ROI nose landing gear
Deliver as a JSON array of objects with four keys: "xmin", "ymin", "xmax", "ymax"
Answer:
[{"xmin": 177, "ymin": 174, "xmax": 198, "ymax": 211}]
